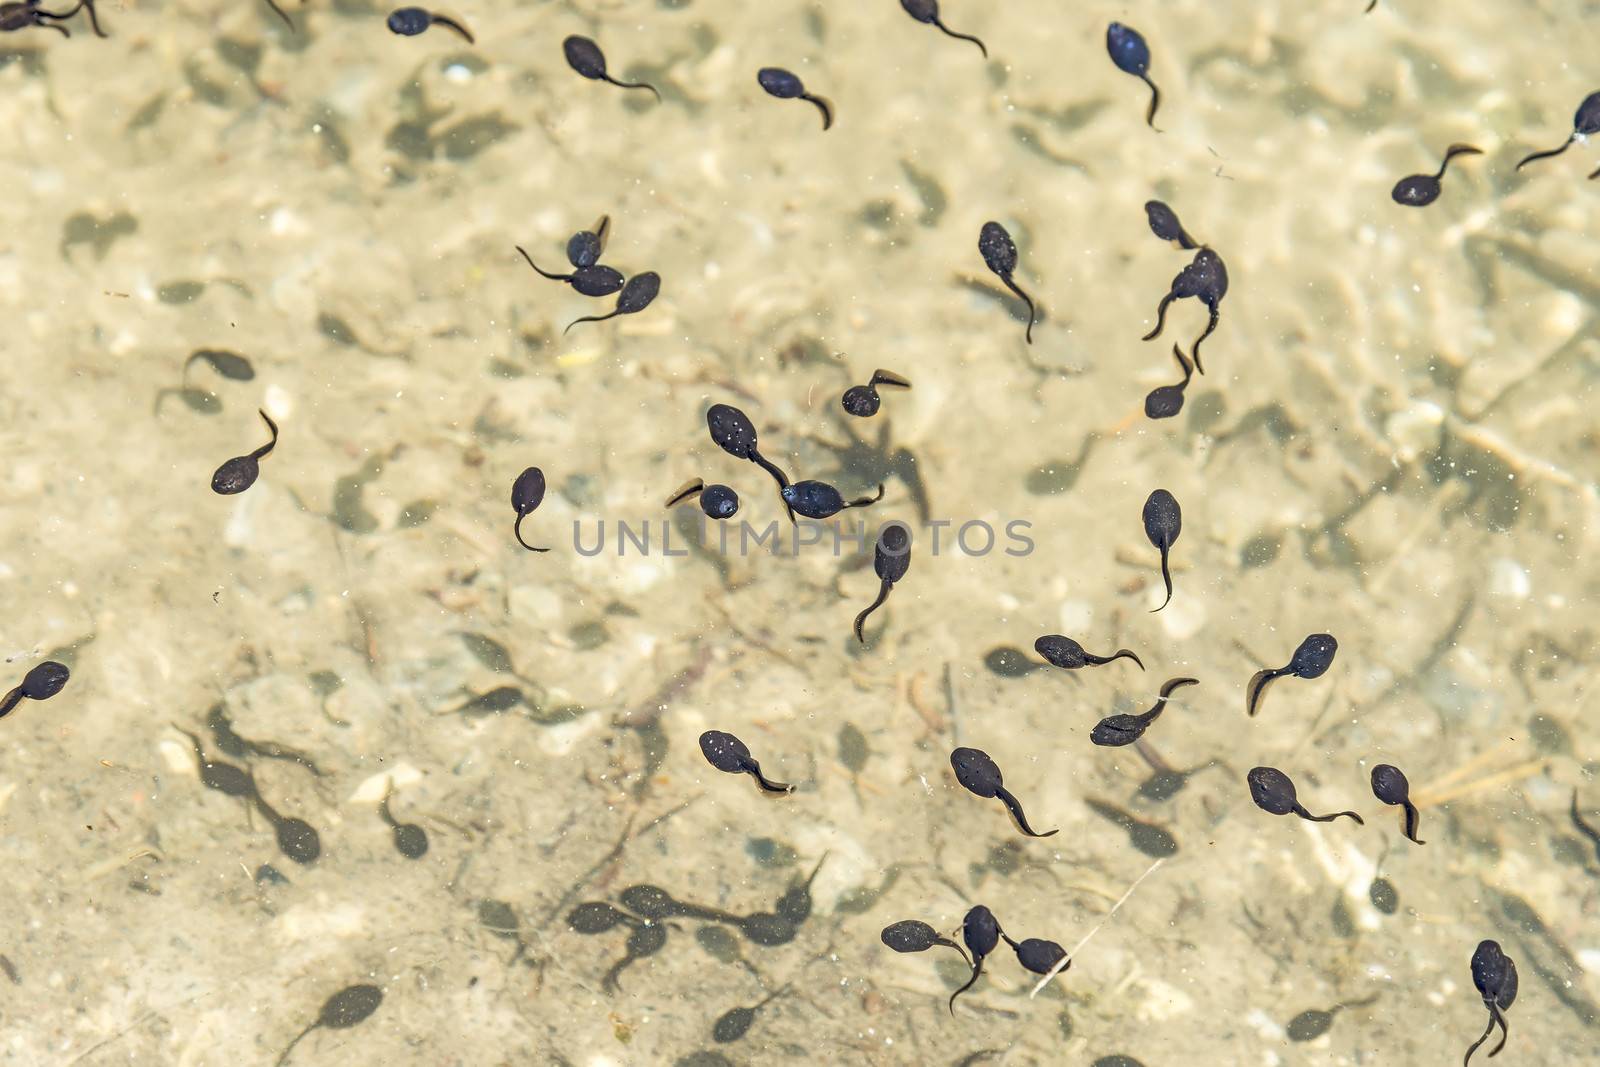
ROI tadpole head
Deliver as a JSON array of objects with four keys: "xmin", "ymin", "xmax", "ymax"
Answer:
[
  {"xmin": 1105, "ymin": 22, "xmax": 1150, "ymax": 76},
  {"xmin": 841, "ymin": 384, "xmax": 881, "ymax": 418},
  {"xmin": 1575, "ymin": 90, "xmax": 1600, "ymax": 136},
  {"xmin": 617, "ymin": 271, "xmax": 661, "ymax": 313},
  {"xmin": 1034, "ymin": 634, "xmax": 1088, "ymax": 669},
  {"xmin": 1247, "ymin": 766, "xmax": 1297, "ymax": 815},
  {"xmin": 1141, "ymin": 488, "xmax": 1181, "ymax": 547},
  {"xmin": 510, "ymin": 466, "xmax": 546, "ymax": 515},
  {"xmin": 961, "ymin": 905, "xmax": 1002, "ymax": 956},
  {"xmin": 700, "ymin": 483, "xmax": 740, "ymax": 519},
  {"xmin": 1289, "ymin": 633, "xmax": 1337, "ymax": 678},
  {"xmin": 758, "ymin": 67, "xmax": 804, "ymax": 99},
  {"xmin": 707, "ymin": 403, "xmax": 758, "ymax": 459},
  {"xmin": 880, "ymin": 919, "xmax": 939, "ymax": 953},
  {"xmin": 950, "ymin": 746, "xmax": 1002, "ymax": 797},
  {"xmin": 566, "ymin": 229, "xmax": 603, "ymax": 269},
  {"xmin": 873, "ymin": 522, "xmax": 912, "ymax": 582},
  {"xmin": 563, "ymin": 35, "xmax": 608, "ymax": 79},
  {"xmin": 1370, "ymin": 763, "xmax": 1409, "ymax": 805},
  {"xmin": 20, "ymin": 661, "xmax": 70, "ymax": 701},
  {"xmin": 699, "ymin": 729, "xmax": 752, "ymax": 773},
  {"xmin": 978, "ymin": 221, "xmax": 1018, "ymax": 276}
]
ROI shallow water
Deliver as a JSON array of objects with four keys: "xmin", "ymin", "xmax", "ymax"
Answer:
[{"xmin": 1, "ymin": 1, "xmax": 1598, "ymax": 1064}]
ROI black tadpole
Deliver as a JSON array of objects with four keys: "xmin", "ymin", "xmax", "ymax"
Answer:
[
  {"xmin": 515, "ymin": 246, "xmax": 624, "ymax": 297},
  {"xmin": 1003, "ymin": 933, "xmax": 1069, "ymax": 977},
  {"xmin": 712, "ymin": 985, "xmax": 791, "ymax": 1044},
  {"xmin": 1515, "ymin": 90, "xmax": 1600, "ymax": 172},
  {"xmin": 1090, "ymin": 677, "xmax": 1198, "ymax": 748},
  {"xmin": 509, "ymin": 466, "xmax": 550, "ymax": 552},
  {"xmin": 854, "ymin": 522, "xmax": 912, "ymax": 643},
  {"xmin": 275, "ymin": 984, "xmax": 384, "ymax": 1067},
  {"xmin": 1141, "ymin": 489, "xmax": 1181, "ymax": 612},
  {"xmin": 1392, "ymin": 144, "xmax": 1482, "ymax": 207},
  {"xmin": 757, "ymin": 67, "xmax": 832, "ymax": 129},
  {"xmin": 210, "ymin": 409, "xmax": 278, "ymax": 495},
  {"xmin": 1571, "ymin": 789, "xmax": 1600, "ymax": 863},
  {"xmin": 1, "ymin": 0, "xmax": 108, "ymax": 37},
  {"xmin": 782, "ymin": 479, "xmax": 884, "ymax": 520},
  {"xmin": 386, "ymin": 7, "xmax": 474, "ymax": 44},
  {"xmin": 1370, "ymin": 764, "xmax": 1425, "ymax": 845},
  {"xmin": 1247, "ymin": 766, "xmax": 1363, "ymax": 826},
  {"xmin": 880, "ymin": 919, "xmax": 971, "ymax": 965},
  {"xmin": 564, "ymin": 271, "xmax": 660, "ymax": 333},
  {"xmin": 1464, "ymin": 939, "xmax": 1517, "ymax": 1066},
  {"xmin": 699, "ymin": 729, "xmax": 794, "ymax": 794},
  {"xmin": 1144, "ymin": 200, "xmax": 1198, "ymax": 250},
  {"xmin": 665, "ymin": 477, "xmax": 740, "ymax": 520},
  {"xmin": 1143, "ymin": 246, "xmax": 1228, "ymax": 374},
  {"xmin": 175, "ymin": 725, "xmax": 257, "ymax": 799},
  {"xmin": 1246, "ymin": 633, "xmax": 1337, "ymax": 717},
  {"xmin": 949, "ymin": 904, "xmax": 1003, "ymax": 1015},
  {"xmin": 1286, "ymin": 995, "xmax": 1379, "ymax": 1042},
  {"xmin": 603, "ymin": 921, "xmax": 669, "ymax": 993},
  {"xmin": 563, "ymin": 35, "xmax": 660, "ymax": 100},
  {"xmin": 378, "ymin": 780, "xmax": 430, "ymax": 859},
  {"xmin": 705, "ymin": 403, "xmax": 794, "ymax": 518},
  {"xmin": 1035, "ymin": 634, "xmax": 1144, "ymax": 672},
  {"xmin": 950, "ymin": 746, "xmax": 1058, "ymax": 837},
  {"xmin": 253, "ymin": 788, "xmax": 322, "ymax": 864},
  {"xmin": 1145, "ymin": 344, "xmax": 1194, "ymax": 420},
  {"xmin": 1106, "ymin": 23, "xmax": 1160, "ymax": 129},
  {"xmin": 185, "ymin": 349, "xmax": 256, "ymax": 384},
  {"xmin": 566, "ymin": 216, "xmax": 611, "ymax": 269},
  {"xmin": 0, "ymin": 660, "xmax": 69, "ymax": 720},
  {"xmin": 841, "ymin": 368, "xmax": 912, "ymax": 418},
  {"xmin": 899, "ymin": 0, "xmax": 987, "ymax": 57},
  {"xmin": 978, "ymin": 221, "xmax": 1037, "ymax": 343}
]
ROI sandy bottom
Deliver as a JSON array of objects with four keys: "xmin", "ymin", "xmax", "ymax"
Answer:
[{"xmin": 0, "ymin": 0, "xmax": 1597, "ymax": 1064}]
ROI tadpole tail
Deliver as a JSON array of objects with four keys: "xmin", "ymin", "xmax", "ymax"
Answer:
[
  {"xmin": 1001, "ymin": 276, "xmax": 1037, "ymax": 343},
  {"xmin": 1515, "ymin": 135, "xmax": 1574, "ymax": 171},
  {"xmin": 1436, "ymin": 143, "xmax": 1484, "ymax": 179},
  {"xmin": 997, "ymin": 786, "xmax": 1059, "ymax": 838},
  {"xmin": 1150, "ymin": 547, "xmax": 1173, "ymax": 612},
  {"xmin": 1246, "ymin": 668, "xmax": 1287, "ymax": 717},
  {"xmin": 274, "ymin": 1023, "xmax": 317, "ymax": 1067},
  {"xmin": 934, "ymin": 18, "xmax": 988, "ymax": 57},
  {"xmin": 1296, "ymin": 804, "xmax": 1365, "ymax": 825},
  {"xmin": 260, "ymin": 0, "xmax": 294, "ymax": 31},
  {"xmin": 949, "ymin": 956, "xmax": 985, "ymax": 1016},
  {"xmin": 1190, "ymin": 307, "xmax": 1218, "ymax": 375},
  {"xmin": 1159, "ymin": 677, "xmax": 1200, "ymax": 699},
  {"xmin": 1486, "ymin": 1005, "xmax": 1509, "ymax": 1058},
  {"xmin": 564, "ymin": 310, "xmax": 620, "ymax": 334},
  {"xmin": 664, "ymin": 479, "xmax": 705, "ymax": 509},
  {"xmin": 1142, "ymin": 292, "xmax": 1174, "ymax": 340},
  {"xmin": 608, "ymin": 76, "xmax": 662, "ymax": 102},
  {"xmin": 1463, "ymin": 1011, "xmax": 1497, "ymax": 1067},
  {"xmin": 746, "ymin": 759, "xmax": 795, "ymax": 795},
  {"xmin": 513, "ymin": 514, "xmax": 550, "ymax": 553},
  {"xmin": 0, "ymin": 687, "xmax": 22, "ymax": 719},
  {"xmin": 432, "ymin": 15, "xmax": 476, "ymax": 44},
  {"xmin": 845, "ymin": 484, "xmax": 886, "ymax": 510},
  {"xmin": 802, "ymin": 93, "xmax": 835, "ymax": 131},
  {"xmin": 250, "ymin": 410, "xmax": 280, "ymax": 460},
  {"xmin": 81, "ymin": 0, "xmax": 107, "ymax": 36},
  {"xmin": 853, "ymin": 581, "xmax": 892, "ymax": 643},
  {"xmin": 936, "ymin": 936, "xmax": 973, "ymax": 968},
  {"xmin": 1365, "ymin": 0, "xmax": 1377, "ymax": 11},
  {"xmin": 1171, "ymin": 343, "xmax": 1195, "ymax": 383},
  {"xmin": 750, "ymin": 450, "xmax": 797, "ymax": 522},
  {"xmin": 1401, "ymin": 800, "xmax": 1426, "ymax": 844},
  {"xmin": 1140, "ymin": 74, "xmax": 1162, "ymax": 130},
  {"xmin": 1090, "ymin": 648, "xmax": 1145, "ymax": 670},
  {"xmin": 516, "ymin": 246, "xmax": 569, "ymax": 281}
]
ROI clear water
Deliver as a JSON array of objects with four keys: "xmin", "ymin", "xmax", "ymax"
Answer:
[{"xmin": 2, "ymin": 1, "xmax": 1598, "ymax": 1064}]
